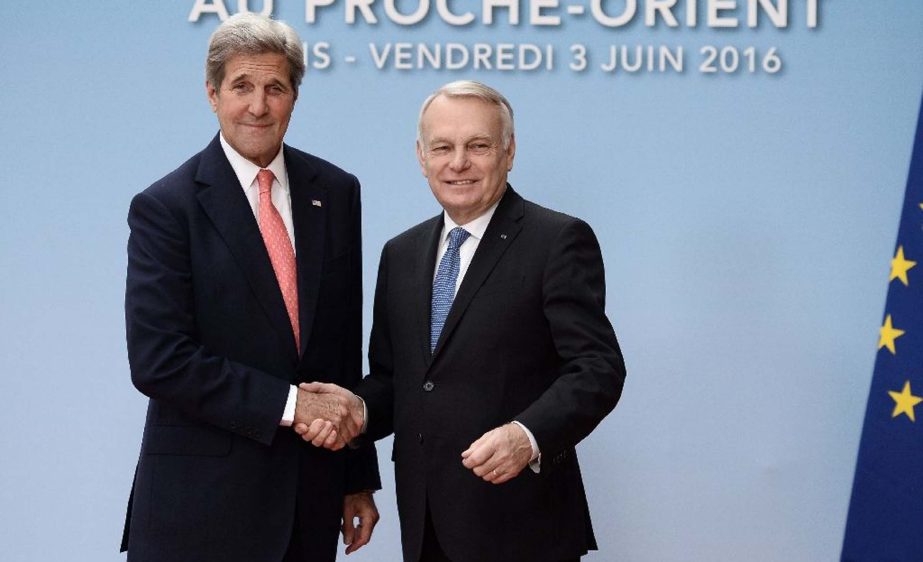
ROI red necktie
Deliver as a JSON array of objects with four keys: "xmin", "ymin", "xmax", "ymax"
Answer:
[{"xmin": 257, "ymin": 169, "xmax": 300, "ymax": 354}]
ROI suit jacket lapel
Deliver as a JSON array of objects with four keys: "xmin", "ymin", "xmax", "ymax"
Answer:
[
  {"xmin": 285, "ymin": 145, "xmax": 325, "ymax": 359},
  {"xmin": 418, "ymin": 215, "xmax": 444, "ymax": 369},
  {"xmin": 194, "ymin": 135, "xmax": 298, "ymax": 359},
  {"xmin": 431, "ymin": 187, "xmax": 524, "ymax": 359}
]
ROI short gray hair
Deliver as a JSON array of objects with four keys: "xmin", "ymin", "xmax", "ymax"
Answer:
[
  {"xmin": 206, "ymin": 13, "xmax": 305, "ymax": 98},
  {"xmin": 417, "ymin": 80, "xmax": 515, "ymax": 149}
]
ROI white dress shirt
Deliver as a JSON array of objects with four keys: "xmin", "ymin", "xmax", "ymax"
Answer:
[
  {"xmin": 217, "ymin": 134, "xmax": 300, "ymax": 426},
  {"xmin": 434, "ymin": 201, "xmax": 543, "ymax": 471}
]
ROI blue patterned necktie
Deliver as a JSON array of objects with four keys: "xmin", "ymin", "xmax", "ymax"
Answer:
[{"xmin": 431, "ymin": 227, "xmax": 471, "ymax": 351}]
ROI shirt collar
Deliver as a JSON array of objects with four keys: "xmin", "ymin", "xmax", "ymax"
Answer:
[
  {"xmin": 441, "ymin": 199, "xmax": 501, "ymax": 243},
  {"xmin": 219, "ymin": 132, "xmax": 287, "ymax": 192}
]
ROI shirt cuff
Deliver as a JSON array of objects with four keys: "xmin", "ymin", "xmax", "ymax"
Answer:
[
  {"xmin": 358, "ymin": 396, "xmax": 368, "ymax": 434},
  {"xmin": 279, "ymin": 385, "xmax": 298, "ymax": 426},
  {"xmin": 511, "ymin": 420, "xmax": 541, "ymax": 473}
]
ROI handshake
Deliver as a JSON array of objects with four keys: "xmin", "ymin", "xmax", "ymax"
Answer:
[{"xmin": 292, "ymin": 382, "xmax": 365, "ymax": 451}]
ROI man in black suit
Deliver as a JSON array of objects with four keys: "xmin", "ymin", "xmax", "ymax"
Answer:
[
  {"xmin": 299, "ymin": 80, "xmax": 625, "ymax": 561},
  {"xmin": 121, "ymin": 13, "xmax": 379, "ymax": 562}
]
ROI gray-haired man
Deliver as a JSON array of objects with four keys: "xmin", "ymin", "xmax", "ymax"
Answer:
[
  {"xmin": 121, "ymin": 13, "xmax": 379, "ymax": 561},
  {"xmin": 298, "ymin": 81, "xmax": 625, "ymax": 562}
]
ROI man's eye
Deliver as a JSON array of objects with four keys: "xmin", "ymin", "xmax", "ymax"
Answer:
[
  {"xmin": 469, "ymin": 143, "xmax": 490, "ymax": 154},
  {"xmin": 431, "ymin": 146, "xmax": 449, "ymax": 154}
]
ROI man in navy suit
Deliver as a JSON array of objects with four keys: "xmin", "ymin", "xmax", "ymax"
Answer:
[
  {"xmin": 121, "ymin": 13, "xmax": 380, "ymax": 562},
  {"xmin": 299, "ymin": 81, "xmax": 626, "ymax": 561}
]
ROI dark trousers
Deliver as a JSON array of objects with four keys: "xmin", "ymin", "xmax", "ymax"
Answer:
[
  {"xmin": 420, "ymin": 503, "xmax": 452, "ymax": 562},
  {"xmin": 282, "ymin": 502, "xmax": 339, "ymax": 562},
  {"xmin": 420, "ymin": 504, "xmax": 580, "ymax": 562}
]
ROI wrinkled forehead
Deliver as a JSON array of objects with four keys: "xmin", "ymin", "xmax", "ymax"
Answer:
[
  {"xmin": 420, "ymin": 95, "xmax": 504, "ymax": 142},
  {"xmin": 223, "ymin": 52, "xmax": 292, "ymax": 84}
]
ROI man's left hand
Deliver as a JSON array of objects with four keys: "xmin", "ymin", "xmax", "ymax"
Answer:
[
  {"xmin": 341, "ymin": 491, "xmax": 379, "ymax": 555},
  {"xmin": 461, "ymin": 423, "xmax": 532, "ymax": 484}
]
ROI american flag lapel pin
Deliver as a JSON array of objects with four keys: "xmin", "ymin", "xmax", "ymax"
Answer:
[{"xmin": 312, "ymin": 200, "xmax": 322, "ymax": 207}]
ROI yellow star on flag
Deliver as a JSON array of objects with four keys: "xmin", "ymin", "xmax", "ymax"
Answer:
[
  {"xmin": 878, "ymin": 314, "xmax": 905, "ymax": 354},
  {"xmin": 890, "ymin": 246, "xmax": 916, "ymax": 286},
  {"xmin": 889, "ymin": 381, "xmax": 923, "ymax": 422}
]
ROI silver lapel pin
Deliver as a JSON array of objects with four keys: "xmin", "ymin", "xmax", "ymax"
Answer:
[{"xmin": 311, "ymin": 200, "xmax": 322, "ymax": 207}]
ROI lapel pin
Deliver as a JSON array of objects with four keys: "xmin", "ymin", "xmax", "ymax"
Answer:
[
  {"xmin": 500, "ymin": 234, "xmax": 508, "ymax": 240},
  {"xmin": 311, "ymin": 200, "xmax": 322, "ymax": 207}
]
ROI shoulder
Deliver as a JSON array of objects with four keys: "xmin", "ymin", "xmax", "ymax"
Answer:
[
  {"xmin": 383, "ymin": 214, "xmax": 440, "ymax": 253},
  {"xmin": 284, "ymin": 145, "xmax": 358, "ymax": 188},
  {"xmin": 138, "ymin": 150, "xmax": 203, "ymax": 200},
  {"xmin": 518, "ymin": 195, "xmax": 596, "ymax": 242},
  {"xmin": 129, "ymin": 146, "xmax": 212, "ymax": 224}
]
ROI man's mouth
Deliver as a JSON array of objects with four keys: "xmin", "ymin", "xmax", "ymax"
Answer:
[{"xmin": 445, "ymin": 179, "xmax": 477, "ymax": 186}]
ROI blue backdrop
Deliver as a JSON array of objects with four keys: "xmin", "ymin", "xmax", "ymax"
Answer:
[{"xmin": 1, "ymin": 2, "xmax": 922, "ymax": 560}]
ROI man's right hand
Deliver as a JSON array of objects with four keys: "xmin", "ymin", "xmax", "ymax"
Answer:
[{"xmin": 293, "ymin": 382, "xmax": 364, "ymax": 450}]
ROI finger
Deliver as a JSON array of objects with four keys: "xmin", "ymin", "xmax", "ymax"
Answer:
[
  {"xmin": 473, "ymin": 458, "xmax": 503, "ymax": 478},
  {"xmin": 346, "ymin": 507, "xmax": 376, "ymax": 554},
  {"xmin": 492, "ymin": 459, "xmax": 524, "ymax": 483},
  {"xmin": 462, "ymin": 431, "xmax": 491, "ymax": 459},
  {"xmin": 462, "ymin": 441, "xmax": 497, "ymax": 469},
  {"xmin": 298, "ymin": 419, "xmax": 322, "ymax": 442},
  {"xmin": 301, "ymin": 418, "xmax": 326, "ymax": 443},
  {"xmin": 342, "ymin": 514, "xmax": 356, "ymax": 547},
  {"xmin": 300, "ymin": 381, "xmax": 342, "ymax": 394},
  {"xmin": 330, "ymin": 437, "xmax": 347, "ymax": 451},
  {"xmin": 293, "ymin": 423, "xmax": 309, "ymax": 435},
  {"xmin": 324, "ymin": 428, "xmax": 344, "ymax": 451},
  {"xmin": 485, "ymin": 460, "xmax": 520, "ymax": 483},
  {"xmin": 347, "ymin": 520, "xmax": 372, "ymax": 554},
  {"xmin": 348, "ymin": 406, "xmax": 365, "ymax": 434},
  {"xmin": 492, "ymin": 470, "xmax": 515, "ymax": 484},
  {"xmin": 299, "ymin": 381, "xmax": 324, "ymax": 393},
  {"xmin": 463, "ymin": 426, "xmax": 502, "ymax": 458},
  {"xmin": 340, "ymin": 413, "xmax": 360, "ymax": 443},
  {"xmin": 311, "ymin": 421, "xmax": 335, "ymax": 447}
]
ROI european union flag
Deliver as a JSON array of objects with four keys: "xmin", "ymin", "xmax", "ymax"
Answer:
[{"xmin": 843, "ymin": 94, "xmax": 923, "ymax": 561}]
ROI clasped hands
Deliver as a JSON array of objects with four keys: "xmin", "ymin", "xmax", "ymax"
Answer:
[
  {"xmin": 292, "ymin": 382, "xmax": 364, "ymax": 450},
  {"xmin": 294, "ymin": 382, "xmax": 532, "ymax": 484}
]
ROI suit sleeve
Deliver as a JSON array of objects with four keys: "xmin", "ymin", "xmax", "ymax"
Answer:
[
  {"xmin": 340, "ymin": 178, "xmax": 382, "ymax": 493},
  {"xmin": 514, "ymin": 218, "xmax": 626, "ymax": 461},
  {"xmin": 352, "ymin": 243, "xmax": 396, "ymax": 442},
  {"xmin": 126, "ymin": 190, "xmax": 290, "ymax": 446}
]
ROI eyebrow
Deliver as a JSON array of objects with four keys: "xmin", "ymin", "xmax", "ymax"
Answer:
[
  {"xmin": 228, "ymin": 73, "xmax": 289, "ymax": 89},
  {"xmin": 428, "ymin": 134, "xmax": 493, "ymax": 145}
]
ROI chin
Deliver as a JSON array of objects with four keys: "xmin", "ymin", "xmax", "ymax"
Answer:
[{"xmin": 441, "ymin": 194, "xmax": 476, "ymax": 209}]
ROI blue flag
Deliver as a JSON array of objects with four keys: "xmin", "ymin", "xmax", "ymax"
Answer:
[{"xmin": 842, "ymin": 94, "xmax": 923, "ymax": 561}]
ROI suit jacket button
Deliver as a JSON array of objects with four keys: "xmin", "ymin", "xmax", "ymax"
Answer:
[
  {"xmin": 417, "ymin": 433, "xmax": 424, "ymax": 444},
  {"xmin": 422, "ymin": 381, "xmax": 435, "ymax": 392}
]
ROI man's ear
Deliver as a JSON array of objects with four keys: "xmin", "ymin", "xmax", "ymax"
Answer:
[
  {"xmin": 206, "ymin": 80, "xmax": 218, "ymax": 112},
  {"xmin": 506, "ymin": 133, "xmax": 516, "ymax": 171},
  {"xmin": 416, "ymin": 141, "xmax": 428, "ymax": 177}
]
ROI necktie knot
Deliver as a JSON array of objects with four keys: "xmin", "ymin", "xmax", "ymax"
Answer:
[
  {"xmin": 447, "ymin": 227, "xmax": 471, "ymax": 251},
  {"xmin": 257, "ymin": 169, "xmax": 275, "ymax": 196}
]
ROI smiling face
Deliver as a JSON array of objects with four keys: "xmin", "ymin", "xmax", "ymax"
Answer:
[
  {"xmin": 206, "ymin": 52, "xmax": 295, "ymax": 168},
  {"xmin": 416, "ymin": 95, "xmax": 516, "ymax": 225}
]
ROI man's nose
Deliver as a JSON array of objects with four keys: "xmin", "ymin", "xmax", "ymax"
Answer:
[
  {"xmin": 449, "ymin": 149, "xmax": 470, "ymax": 171},
  {"xmin": 248, "ymin": 91, "xmax": 269, "ymax": 117}
]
